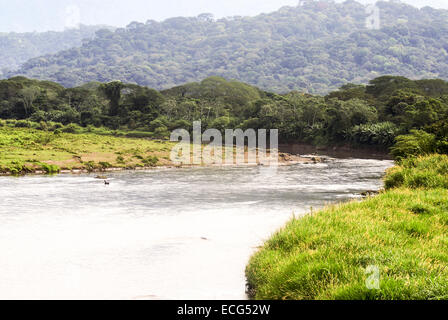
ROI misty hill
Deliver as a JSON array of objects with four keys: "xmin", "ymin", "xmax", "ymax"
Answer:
[
  {"xmin": 7, "ymin": 1, "xmax": 448, "ymax": 94},
  {"xmin": 0, "ymin": 25, "xmax": 113, "ymax": 77}
]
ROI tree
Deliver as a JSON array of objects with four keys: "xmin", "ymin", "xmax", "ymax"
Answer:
[
  {"xmin": 19, "ymin": 86, "xmax": 40, "ymax": 116},
  {"xmin": 390, "ymin": 130, "xmax": 438, "ymax": 160},
  {"xmin": 100, "ymin": 81, "xmax": 124, "ymax": 116},
  {"xmin": 11, "ymin": 2, "xmax": 448, "ymax": 94}
]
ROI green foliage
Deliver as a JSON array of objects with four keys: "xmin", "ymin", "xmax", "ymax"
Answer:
[
  {"xmin": 142, "ymin": 156, "xmax": 159, "ymax": 167},
  {"xmin": 100, "ymin": 81, "xmax": 124, "ymax": 116},
  {"xmin": 61, "ymin": 123, "xmax": 82, "ymax": 134},
  {"xmin": 247, "ymin": 154, "xmax": 448, "ymax": 300},
  {"xmin": 14, "ymin": 120, "xmax": 32, "ymax": 128},
  {"xmin": 124, "ymin": 131, "xmax": 154, "ymax": 138},
  {"xmin": 99, "ymin": 161, "xmax": 112, "ymax": 169},
  {"xmin": 384, "ymin": 155, "xmax": 448, "ymax": 190},
  {"xmin": 153, "ymin": 127, "xmax": 170, "ymax": 139},
  {"xmin": 38, "ymin": 163, "xmax": 60, "ymax": 174},
  {"xmin": 0, "ymin": 74, "xmax": 447, "ymax": 154},
  {"xmin": 0, "ymin": 26, "xmax": 111, "ymax": 76},
  {"xmin": 0, "ymin": 126, "xmax": 174, "ymax": 174},
  {"xmin": 348, "ymin": 122, "xmax": 399, "ymax": 146},
  {"xmin": 391, "ymin": 130, "xmax": 438, "ymax": 160},
  {"xmin": 7, "ymin": 2, "xmax": 448, "ymax": 94}
]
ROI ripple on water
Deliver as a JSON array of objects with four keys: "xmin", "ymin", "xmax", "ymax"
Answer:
[{"xmin": 0, "ymin": 158, "xmax": 393, "ymax": 299}]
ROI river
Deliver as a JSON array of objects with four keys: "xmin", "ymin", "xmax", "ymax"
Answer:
[{"xmin": 0, "ymin": 158, "xmax": 393, "ymax": 299}]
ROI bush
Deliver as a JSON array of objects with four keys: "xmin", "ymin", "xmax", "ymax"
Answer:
[
  {"xmin": 390, "ymin": 130, "xmax": 438, "ymax": 160},
  {"xmin": 153, "ymin": 127, "xmax": 170, "ymax": 139},
  {"xmin": 50, "ymin": 122, "xmax": 64, "ymax": 130},
  {"xmin": 116, "ymin": 155, "xmax": 125, "ymax": 164},
  {"xmin": 14, "ymin": 120, "xmax": 32, "ymax": 128},
  {"xmin": 34, "ymin": 132, "xmax": 55, "ymax": 145},
  {"xmin": 384, "ymin": 155, "xmax": 448, "ymax": 190},
  {"xmin": 348, "ymin": 122, "xmax": 399, "ymax": 147},
  {"xmin": 83, "ymin": 161, "xmax": 99, "ymax": 171},
  {"xmin": 99, "ymin": 161, "xmax": 112, "ymax": 169},
  {"xmin": 142, "ymin": 156, "xmax": 159, "ymax": 167},
  {"xmin": 61, "ymin": 123, "xmax": 82, "ymax": 133},
  {"xmin": 39, "ymin": 121, "xmax": 49, "ymax": 131},
  {"xmin": 125, "ymin": 131, "xmax": 153, "ymax": 138},
  {"xmin": 39, "ymin": 163, "xmax": 60, "ymax": 174}
]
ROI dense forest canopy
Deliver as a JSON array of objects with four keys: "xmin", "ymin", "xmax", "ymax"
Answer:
[
  {"xmin": 1, "ymin": 75, "xmax": 447, "ymax": 158},
  {"xmin": 0, "ymin": 25, "xmax": 113, "ymax": 78},
  {"xmin": 5, "ymin": 1, "xmax": 448, "ymax": 94}
]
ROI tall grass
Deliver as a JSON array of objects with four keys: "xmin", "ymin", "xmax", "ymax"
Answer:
[
  {"xmin": 246, "ymin": 154, "xmax": 448, "ymax": 300},
  {"xmin": 0, "ymin": 127, "xmax": 174, "ymax": 174},
  {"xmin": 385, "ymin": 155, "xmax": 448, "ymax": 190}
]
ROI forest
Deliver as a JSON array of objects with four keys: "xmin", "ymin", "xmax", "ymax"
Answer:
[
  {"xmin": 1, "ymin": 74, "xmax": 447, "ymax": 159},
  {"xmin": 5, "ymin": 1, "xmax": 448, "ymax": 94},
  {"xmin": 0, "ymin": 25, "xmax": 110, "ymax": 78}
]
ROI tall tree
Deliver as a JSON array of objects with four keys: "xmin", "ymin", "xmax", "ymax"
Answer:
[{"xmin": 100, "ymin": 81, "xmax": 124, "ymax": 116}]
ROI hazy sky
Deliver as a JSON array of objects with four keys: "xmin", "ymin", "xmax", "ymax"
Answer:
[{"xmin": 1, "ymin": 0, "xmax": 447, "ymax": 33}]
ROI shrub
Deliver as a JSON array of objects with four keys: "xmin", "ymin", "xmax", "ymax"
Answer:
[
  {"xmin": 99, "ymin": 161, "xmax": 112, "ymax": 169},
  {"xmin": 83, "ymin": 161, "xmax": 99, "ymax": 171},
  {"xmin": 384, "ymin": 154, "xmax": 448, "ymax": 189},
  {"xmin": 143, "ymin": 156, "xmax": 159, "ymax": 167},
  {"xmin": 125, "ymin": 131, "xmax": 153, "ymax": 138},
  {"xmin": 390, "ymin": 130, "xmax": 438, "ymax": 160},
  {"xmin": 61, "ymin": 123, "xmax": 82, "ymax": 133},
  {"xmin": 39, "ymin": 121, "xmax": 49, "ymax": 131},
  {"xmin": 153, "ymin": 127, "xmax": 170, "ymax": 139},
  {"xmin": 14, "ymin": 120, "xmax": 32, "ymax": 128},
  {"xmin": 34, "ymin": 132, "xmax": 55, "ymax": 145},
  {"xmin": 50, "ymin": 122, "xmax": 64, "ymax": 130},
  {"xmin": 39, "ymin": 163, "xmax": 60, "ymax": 174},
  {"xmin": 348, "ymin": 122, "xmax": 399, "ymax": 147}
]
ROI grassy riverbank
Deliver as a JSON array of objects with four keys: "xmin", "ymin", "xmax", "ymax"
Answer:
[
  {"xmin": 0, "ymin": 125, "xmax": 316, "ymax": 175},
  {"xmin": 0, "ymin": 126, "xmax": 174, "ymax": 174},
  {"xmin": 246, "ymin": 155, "xmax": 448, "ymax": 300}
]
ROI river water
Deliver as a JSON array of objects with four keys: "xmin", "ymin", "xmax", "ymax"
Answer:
[{"xmin": 0, "ymin": 158, "xmax": 393, "ymax": 300}]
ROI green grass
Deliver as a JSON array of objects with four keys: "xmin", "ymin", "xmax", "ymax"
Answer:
[
  {"xmin": 0, "ymin": 123, "xmax": 285, "ymax": 174},
  {"xmin": 0, "ymin": 126, "xmax": 174, "ymax": 174},
  {"xmin": 385, "ymin": 155, "xmax": 448, "ymax": 190},
  {"xmin": 246, "ymin": 155, "xmax": 448, "ymax": 300}
]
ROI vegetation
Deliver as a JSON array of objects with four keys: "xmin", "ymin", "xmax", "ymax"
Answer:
[
  {"xmin": 1, "ymin": 75, "xmax": 447, "ymax": 153},
  {"xmin": 6, "ymin": 1, "xmax": 448, "ymax": 94},
  {"xmin": 0, "ymin": 122, "xmax": 173, "ymax": 174},
  {"xmin": 246, "ymin": 155, "xmax": 448, "ymax": 300},
  {"xmin": 385, "ymin": 155, "xmax": 448, "ymax": 190},
  {"xmin": 0, "ymin": 25, "xmax": 111, "ymax": 77},
  {"xmin": 1, "ymin": 0, "xmax": 447, "ymax": 300}
]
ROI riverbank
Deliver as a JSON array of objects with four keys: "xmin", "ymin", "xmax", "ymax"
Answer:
[
  {"xmin": 0, "ymin": 127, "xmax": 321, "ymax": 175},
  {"xmin": 279, "ymin": 142, "xmax": 391, "ymax": 160},
  {"xmin": 246, "ymin": 154, "xmax": 448, "ymax": 300},
  {"xmin": 0, "ymin": 127, "xmax": 175, "ymax": 175}
]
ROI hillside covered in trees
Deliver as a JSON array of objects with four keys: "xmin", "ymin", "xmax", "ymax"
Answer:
[
  {"xmin": 1, "ymin": 75, "xmax": 447, "ymax": 158},
  {"xmin": 0, "ymin": 25, "xmax": 113, "ymax": 78},
  {"xmin": 6, "ymin": 1, "xmax": 448, "ymax": 94}
]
